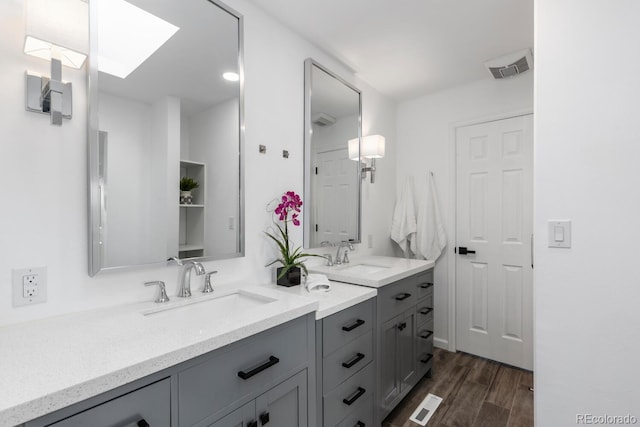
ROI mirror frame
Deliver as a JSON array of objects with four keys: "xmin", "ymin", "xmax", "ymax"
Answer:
[
  {"xmin": 88, "ymin": 0, "xmax": 245, "ymax": 276},
  {"xmin": 303, "ymin": 58, "xmax": 362, "ymax": 249}
]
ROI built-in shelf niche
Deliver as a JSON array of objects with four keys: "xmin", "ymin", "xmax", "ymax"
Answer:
[{"xmin": 179, "ymin": 160, "xmax": 206, "ymax": 258}]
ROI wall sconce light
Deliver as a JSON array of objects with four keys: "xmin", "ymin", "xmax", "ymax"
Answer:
[
  {"xmin": 23, "ymin": 0, "xmax": 88, "ymax": 126},
  {"xmin": 348, "ymin": 134, "xmax": 386, "ymax": 183}
]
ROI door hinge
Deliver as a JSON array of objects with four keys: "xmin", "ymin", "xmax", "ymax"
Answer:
[
  {"xmin": 315, "ymin": 224, "xmax": 318, "ymax": 232},
  {"xmin": 315, "ymin": 167, "xmax": 318, "ymax": 175}
]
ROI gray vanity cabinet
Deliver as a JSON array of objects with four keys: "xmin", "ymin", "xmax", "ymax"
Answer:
[
  {"xmin": 376, "ymin": 269, "xmax": 434, "ymax": 424},
  {"xmin": 23, "ymin": 315, "xmax": 315, "ymax": 427},
  {"xmin": 316, "ymin": 298, "xmax": 375, "ymax": 427}
]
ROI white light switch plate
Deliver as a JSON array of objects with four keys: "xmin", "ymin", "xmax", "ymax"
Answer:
[{"xmin": 548, "ymin": 220, "xmax": 571, "ymax": 248}]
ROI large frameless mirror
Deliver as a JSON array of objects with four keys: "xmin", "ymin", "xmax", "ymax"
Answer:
[
  {"xmin": 303, "ymin": 58, "xmax": 362, "ymax": 249},
  {"xmin": 88, "ymin": 0, "xmax": 244, "ymax": 276}
]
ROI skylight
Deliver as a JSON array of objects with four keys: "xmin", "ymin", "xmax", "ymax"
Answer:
[{"xmin": 98, "ymin": 0, "xmax": 179, "ymax": 79}]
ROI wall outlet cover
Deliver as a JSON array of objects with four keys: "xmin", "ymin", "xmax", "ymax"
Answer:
[{"xmin": 12, "ymin": 266, "xmax": 47, "ymax": 307}]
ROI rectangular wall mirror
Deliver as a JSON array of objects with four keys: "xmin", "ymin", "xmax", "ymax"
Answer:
[
  {"xmin": 88, "ymin": 0, "xmax": 244, "ymax": 276},
  {"xmin": 303, "ymin": 58, "xmax": 362, "ymax": 249}
]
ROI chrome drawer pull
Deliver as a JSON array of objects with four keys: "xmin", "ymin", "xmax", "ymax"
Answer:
[
  {"xmin": 237, "ymin": 356, "xmax": 280, "ymax": 380},
  {"xmin": 343, "ymin": 387, "xmax": 366, "ymax": 406},
  {"xmin": 419, "ymin": 282, "xmax": 434, "ymax": 289},
  {"xmin": 419, "ymin": 307, "xmax": 433, "ymax": 315},
  {"xmin": 342, "ymin": 318, "xmax": 365, "ymax": 332},
  {"xmin": 137, "ymin": 420, "xmax": 150, "ymax": 427},
  {"xmin": 342, "ymin": 352, "xmax": 365, "ymax": 369},
  {"xmin": 355, "ymin": 422, "xmax": 365, "ymax": 427}
]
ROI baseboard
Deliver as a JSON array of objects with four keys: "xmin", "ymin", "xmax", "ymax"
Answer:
[{"xmin": 434, "ymin": 337, "xmax": 448, "ymax": 349}]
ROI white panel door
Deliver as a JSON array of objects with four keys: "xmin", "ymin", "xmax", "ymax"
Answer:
[
  {"xmin": 312, "ymin": 148, "xmax": 358, "ymax": 245},
  {"xmin": 455, "ymin": 114, "xmax": 533, "ymax": 370}
]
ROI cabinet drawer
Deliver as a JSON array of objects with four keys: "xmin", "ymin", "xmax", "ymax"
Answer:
[
  {"xmin": 323, "ymin": 330, "xmax": 373, "ymax": 392},
  {"xmin": 378, "ymin": 277, "xmax": 417, "ymax": 322},
  {"xmin": 50, "ymin": 378, "xmax": 170, "ymax": 427},
  {"xmin": 178, "ymin": 318, "xmax": 308, "ymax": 426},
  {"xmin": 323, "ymin": 299, "xmax": 374, "ymax": 357},
  {"xmin": 324, "ymin": 363, "xmax": 374, "ymax": 427},
  {"xmin": 335, "ymin": 394, "xmax": 374, "ymax": 427},
  {"xmin": 416, "ymin": 304, "xmax": 434, "ymax": 327},
  {"xmin": 416, "ymin": 270, "xmax": 434, "ymax": 301}
]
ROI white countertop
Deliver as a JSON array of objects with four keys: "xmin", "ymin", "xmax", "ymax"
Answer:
[
  {"xmin": 263, "ymin": 281, "xmax": 377, "ymax": 320},
  {"xmin": 0, "ymin": 283, "xmax": 318, "ymax": 427},
  {"xmin": 308, "ymin": 255, "xmax": 435, "ymax": 288}
]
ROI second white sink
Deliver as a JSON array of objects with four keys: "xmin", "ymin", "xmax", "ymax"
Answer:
[
  {"xmin": 336, "ymin": 263, "xmax": 390, "ymax": 275},
  {"xmin": 141, "ymin": 290, "xmax": 277, "ymax": 317}
]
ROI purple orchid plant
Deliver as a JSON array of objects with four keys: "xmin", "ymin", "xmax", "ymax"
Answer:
[{"xmin": 265, "ymin": 191, "xmax": 320, "ymax": 279}]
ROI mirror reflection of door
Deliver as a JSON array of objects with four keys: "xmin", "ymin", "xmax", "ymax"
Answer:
[
  {"xmin": 89, "ymin": 0, "xmax": 244, "ymax": 275},
  {"xmin": 304, "ymin": 59, "xmax": 362, "ymax": 248}
]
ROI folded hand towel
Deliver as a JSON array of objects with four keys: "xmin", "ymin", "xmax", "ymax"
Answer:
[
  {"xmin": 306, "ymin": 274, "xmax": 331, "ymax": 292},
  {"xmin": 391, "ymin": 176, "xmax": 417, "ymax": 257}
]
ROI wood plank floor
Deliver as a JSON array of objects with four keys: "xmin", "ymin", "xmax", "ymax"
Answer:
[{"xmin": 383, "ymin": 348, "xmax": 534, "ymax": 427}]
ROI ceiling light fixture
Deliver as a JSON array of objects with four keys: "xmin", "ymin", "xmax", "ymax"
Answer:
[{"xmin": 223, "ymin": 72, "xmax": 240, "ymax": 82}]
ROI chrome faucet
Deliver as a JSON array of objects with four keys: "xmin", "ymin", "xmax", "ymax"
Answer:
[
  {"xmin": 177, "ymin": 261, "xmax": 206, "ymax": 298},
  {"xmin": 335, "ymin": 241, "xmax": 354, "ymax": 265}
]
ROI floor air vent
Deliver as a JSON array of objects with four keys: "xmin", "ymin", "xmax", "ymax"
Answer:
[{"xmin": 409, "ymin": 393, "xmax": 443, "ymax": 425}]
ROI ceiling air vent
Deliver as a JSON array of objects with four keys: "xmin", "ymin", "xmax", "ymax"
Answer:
[
  {"xmin": 485, "ymin": 48, "xmax": 533, "ymax": 79},
  {"xmin": 312, "ymin": 112, "xmax": 336, "ymax": 127}
]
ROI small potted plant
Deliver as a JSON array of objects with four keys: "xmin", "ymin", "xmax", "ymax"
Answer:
[
  {"xmin": 265, "ymin": 191, "xmax": 319, "ymax": 286},
  {"xmin": 179, "ymin": 177, "xmax": 199, "ymax": 204}
]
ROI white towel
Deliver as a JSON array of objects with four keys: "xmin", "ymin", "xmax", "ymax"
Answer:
[
  {"xmin": 305, "ymin": 274, "xmax": 331, "ymax": 292},
  {"xmin": 391, "ymin": 176, "xmax": 417, "ymax": 257},
  {"xmin": 415, "ymin": 173, "xmax": 447, "ymax": 261}
]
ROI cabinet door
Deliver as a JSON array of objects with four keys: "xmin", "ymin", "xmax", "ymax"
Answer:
[
  {"xmin": 208, "ymin": 401, "xmax": 256, "ymax": 427},
  {"xmin": 255, "ymin": 371, "xmax": 307, "ymax": 427},
  {"xmin": 379, "ymin": 315, "xmax": 400, "ymax": 410},
  {"xmin": 398, "ymin": 309, "xmax": 417, "ymax": 392}
]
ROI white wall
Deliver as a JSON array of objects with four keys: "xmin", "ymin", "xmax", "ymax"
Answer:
[
  {"xmin": 396, "ymin": 74, "xmax": 533, "ymax": 347},
  {"xmin": 535, "ymin": 1, "xmax": 640, "ymax": 424},
  {"xmin": 187, "ymin": 97, "xmax": 240, "ymax": 255},
  {"xmin": 0, "ymin": 0, "xmax": 397, "ymax": 326}
]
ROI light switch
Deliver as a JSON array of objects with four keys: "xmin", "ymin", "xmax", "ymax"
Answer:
[
  {"xmin": 548, "ymin": 220, "xmax": 571, "ymax": 248},
  {"xmin": 554, "ymin": 226, "xmax": 564, "ymax": 242}
]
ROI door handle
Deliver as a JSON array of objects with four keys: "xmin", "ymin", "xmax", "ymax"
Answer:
[{"xmin": 457, "ymin": 246, "xmax": 476, "ymax": 255}]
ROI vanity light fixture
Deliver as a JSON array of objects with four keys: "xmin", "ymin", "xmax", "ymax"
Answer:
[
  {"xmin": 348, "ymin": 134, "xmax": 386, "ymax": 183},
  {"xmin": 23, "ymin": 0, "xmax": 88, "ymax": 125},
  {"xmin": 223, "ymin": 72, "xmax": 240, "ymax": 82}
]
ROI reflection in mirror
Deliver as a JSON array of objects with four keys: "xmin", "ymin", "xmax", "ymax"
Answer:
[
  {"xmin": 303, "ymin": 59, "xmax": 362, "ymax": 249},
  {"xmin": 88, "ymin": 0, "xmax": 244, "ymax": 276}
]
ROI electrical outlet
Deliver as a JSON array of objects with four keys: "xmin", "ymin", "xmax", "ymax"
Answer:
[{"xmin": 12, "ymin": 266, "xmax": 47, "ymax": 307}]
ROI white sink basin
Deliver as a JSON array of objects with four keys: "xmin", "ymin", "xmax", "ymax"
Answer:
[
  {"xmin": 336, "ymin": 263, "xmax": 390, "ymax": 275},
  {"xmin": 141, "ymin": 290, "xmax": 277, "ymax": 317}
]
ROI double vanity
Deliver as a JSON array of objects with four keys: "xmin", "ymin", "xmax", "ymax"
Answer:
[{"xmin": 0, "ymin": 256, "xmax": 434, "ymax": 427}]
